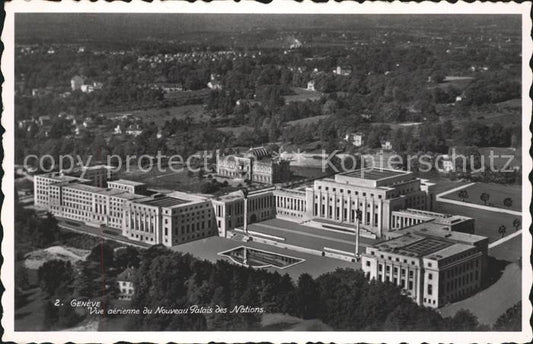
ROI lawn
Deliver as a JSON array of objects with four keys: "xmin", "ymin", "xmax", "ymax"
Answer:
[
  {"xmin": 119, "ymin": 167, "xmax": 207, "ymax": 192},
  {"xmin": 442, "ymin": 182, "xmax": 522, "ymax": 211},
  {"xmin": 438, "ymin": 262, "xmax": 521, "ymax": 327},
  {"xmin": 291, "ymin": 166, "xmax": 331, "ymax": 180},
  {"xmin": 218, "ymin": 125, "xmax": 254, "ymax": 136},
  {"xmin": 103, "ymin": 104, "xmax": 210, "ymax": 126},
  {"xmin": 489, "ymin": 234, "xmax": 522, "ymax": 263},
  {"xmin": 477, "ymin": 147, "xmax": 521, "ymax": 170},
  {"xmin": 433, "ymin": 201, "xmax": 521, "ymax": 242},
  {"xmin": 286, "ymin": 115, "xmax": 330, "ymax": 127},
  {"xmin": 284, "ymin": 87, "xmax": 323, "ymax": 103}
]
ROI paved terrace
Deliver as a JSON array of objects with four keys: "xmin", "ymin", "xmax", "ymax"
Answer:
[{"xmin": 247, "ymin": 218, "xmax": 377, "ymax": 255}]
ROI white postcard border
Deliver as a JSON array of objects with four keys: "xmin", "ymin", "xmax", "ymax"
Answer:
[{"xmin": 2, "ymin": 1, "xmax": 531, "ymax": 343}]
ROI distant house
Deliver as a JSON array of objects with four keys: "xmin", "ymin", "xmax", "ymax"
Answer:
[
  {"xmin": 207, "ymin": 80, "xmax": 222, "ymax": 90},
  {"xmin": 80, "ymin": 84, "xmax": 95, "ymax": 93},
  {"xmin": 116, "ymin": 267, "xmax": 135, "ymax": 301},
  {"xmin": 82, "ymin": 117, "xmax": 94, "ymax": 128},
  {"xmin": 439, "ymin": 154, "xmax": 455, "ymax": 173},
  {"xmin": 80, "ymin": 81, "xmax": 103, "ymax": 94},
  {"xmin": 71, "ymin": 75, "xmax": 85, "ymax": 91},
  {"xmin": 114, "ymin": 124, "xmax": 123, "ymax": 135},
  {"xmin": 333, "ymin": 66, "xmax": 352, "ymax": 76},
  {"xmin": 38, "ymin": 115, "xmax": 51, "ymax": 126},
  {"xmin": 125, "ymin": 124, "xmax": 142, "ymax": 137},
  {"xmin": 307, "ymin": 80, "xmax": 315, "ymax": 91},
  {"xmin": 345, "ymin": 132, "xmax": 364, "ymax": 147},
  {"xmin": 381, "ymin": 140, "xmax": 393, "ymax": 151}
]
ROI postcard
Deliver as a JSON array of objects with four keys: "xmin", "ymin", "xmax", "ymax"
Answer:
[{"xmin": 2, "ymin": 1, "xmax": 531, "ymax": 343}]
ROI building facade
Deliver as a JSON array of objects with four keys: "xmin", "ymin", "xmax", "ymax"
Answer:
[
  {"xmin": 216, "ymin": 147, "xmax": 291, "ymax": 184},
  {"xmin": 123, "ymin": 192, "xmax": 216, "ymax": 246},
  {"xmin": 361, "ymin": 224, "xmax": 488, "ymax": 308},
  {"xmin": 107, "ymin": 179, "xmax": 147, "ymax": 194},
  {"xmin": 212, "ymin": 189, "xmax": 276, "ymax": 237},
  {"xmin": 34, "ymin": 172, "xmax": 217, "ymax": 247},
  {"xmin": 302, "ymin": 169, "xmax": 436, "ymax": 238},
  {"xmin": 117, "ymin": 267, "xmax": 135, "ymax": 301}
]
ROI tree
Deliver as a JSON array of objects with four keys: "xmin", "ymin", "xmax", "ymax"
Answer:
[
  {"xmin": 512, "ymin": 218, "xmax": 521, "ymax": 231},
  {"xmin": 449, "ymin": 309, "xmax": 479, "ymax": 331},
  {"xmin": 503, "ymin": 197, "xmax": 513, "ymax": 209},
  {"xmin": 114, "ymin": 246, "xmax": 141, "ymax": 270},
  {"xmin": 493, "ymin": 301, "xmax": 521, "ymax": 331},
  {"xmin": 87, "ymin": 242, "xmax": 115, "ymax": 271},
  {"xmin": 458, "ymin": 190, "xmax": 469, "ymax": 202},
  {"xmin": 294, "ymin": 273, "xmax": 321, "ymax": 319},
  {"xmin": 498, "ymin": 225, "xmax": 507, "ymax": 238},
  {"xmin": 38, "ymin": 260, "xmax": 74, "ymax": 296},
  {"xmin": 479, "ymin": 192, "xmax": 490, "ymax": 206}
]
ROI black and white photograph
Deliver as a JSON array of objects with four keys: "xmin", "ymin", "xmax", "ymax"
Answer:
[{"xmin": 2, "ymin": 1, "xmax": 532, "ymax": 343}]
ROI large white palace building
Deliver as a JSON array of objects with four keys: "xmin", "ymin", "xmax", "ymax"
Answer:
[
  {"xmin": 33, "ymin": 167, "xmax": 488, "ymax": 308},
  {"xmin": 34, "ymin": 168, "xmax": 463, "ymax": 245}
]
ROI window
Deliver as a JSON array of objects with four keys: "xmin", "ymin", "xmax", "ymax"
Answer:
[
  {"xmin": 366, "ymin": 261, "xmax": 370, "ymax": 267},
  {"xmin": 428, "ymin": 273, "xmax": 433, "ymax": 280},
  {"xmin": 428, "ymin": 284, "xmax": 433, "ymax": 295}
]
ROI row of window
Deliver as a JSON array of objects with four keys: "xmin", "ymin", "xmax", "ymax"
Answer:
[{"xmin": 316, "ymin": 186, "xmax": 385, "ymax": 199}]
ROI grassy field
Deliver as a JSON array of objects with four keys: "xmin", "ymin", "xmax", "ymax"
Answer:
[
  {"xmin": 428, "ymin": 76, "xmax": 473, "ymax": 92},
  {"xmin": 450, "ymin": 106, "xmax": 521, "ymax": 128},
  {"xmin": 477, "ymin": 147, "xmax": 521, "ymax": 170},
  {"xmin": 489, "ymin": 234, "xmax": 522, "ymax": 263},
  {"xmin": 218, "ymin": 125, "xmax": 254, "ymax": 136},
  {"xmin": 433, "ymin": 201, "xmax": 521, "ymax": 242},
  {"xmin": 442, "ymin": 182, "xmax": 522, "ymax": 211},
  {"xmin": 286, "ymin": 115, "xmax": 330, "ymax": 127},
  {"xmin": 119, "ymin": 166, "xmax": 207, "ymax": 192},
  {"xmin": 103, "ymin": 104, "xmax": 210, "ymax": 126},
  {"xmin": 438, "ymin": 262, "xmax": 521, "ymax": 327},
  {"xmin": 496, "ymin": 98, "xmax": 521, "ymax": 109},
  {"xmin": 284, "ymin": 87, "xmax": 323, "ymax": 103},
  {"xmin": 291, "ymin": 166, "xmax": 331, "ymax": 180}
]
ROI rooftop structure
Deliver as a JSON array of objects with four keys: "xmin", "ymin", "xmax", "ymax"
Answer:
[{"xmin": 137, "ymin": 196, "xmax": 189, "ymax": 208}]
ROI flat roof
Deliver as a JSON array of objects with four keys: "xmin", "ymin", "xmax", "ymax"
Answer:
[
  {"xmin": 426, "ymin": 243, "xmax": 474, "ymax": 261},
  {"xmin": 39, "ymin": 173, "xmax": 90, "ymax": 183},
  {"xmin": 137, "ymin": 196, "xmax": 189, "ymax": 207},
  {"xmin": 65, "ymin": 183, "xmax": 106, "ymax": 193},
  {"xmin": 400, "ymin": 237, "xmax": 453, "ymax": 257},
  {"xmin": 341, "ymin": 168, "xmax": 408, "ymax": 180},
  {"xmin": 108, "ymin": 179, "xmax": 145, "ymax": 187},
  {"xmin": 408, "ymin": 223, "xmax": 487, "ymax": 245}
]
